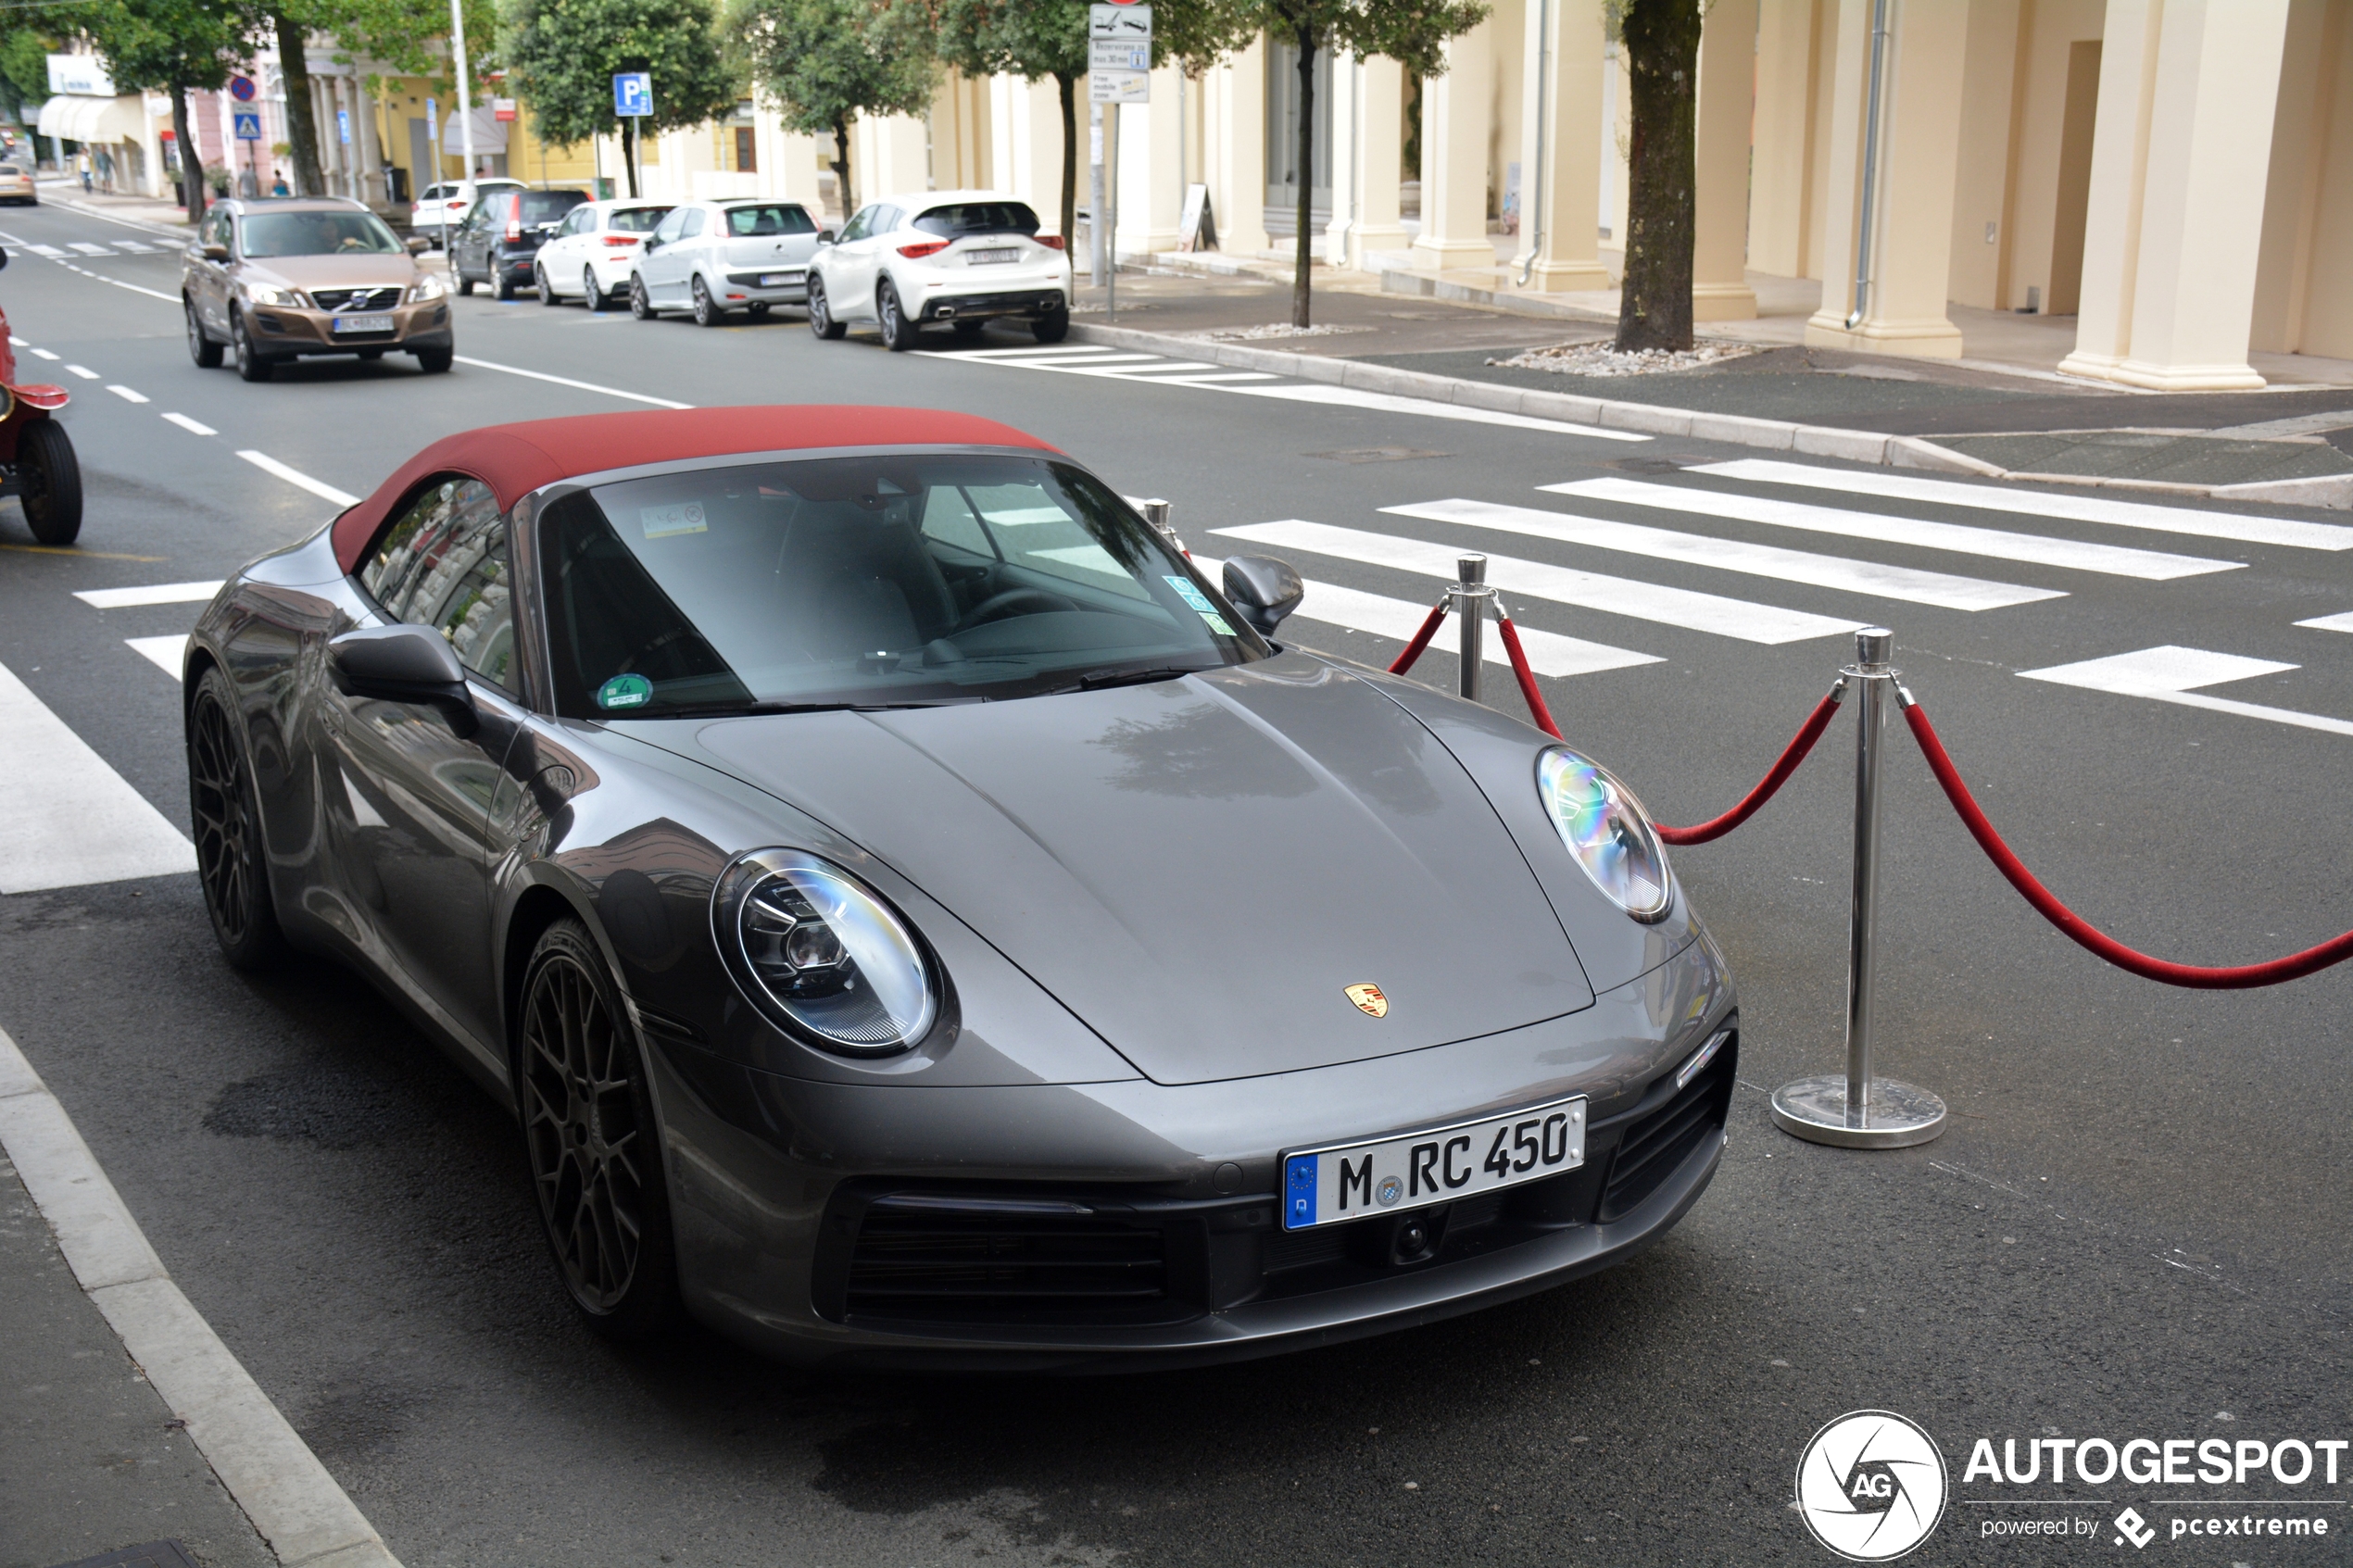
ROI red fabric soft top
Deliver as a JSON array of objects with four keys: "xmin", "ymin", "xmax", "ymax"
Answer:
[{"xmin": 328, "ymin": 405, "xmax": 1061, "ymax": 571}]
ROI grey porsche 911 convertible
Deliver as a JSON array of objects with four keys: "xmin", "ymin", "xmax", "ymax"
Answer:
[{"xmin": 183, "ymin": 405, "xmax": 1737, "ymax": 1370}]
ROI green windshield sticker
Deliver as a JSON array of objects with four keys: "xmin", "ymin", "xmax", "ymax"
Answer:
[
  {"xmin": 1164, "ymin": 575, "xmax": 1215, "ymax": 613},
  {"xmin": 1202, "ymin": 612, "xmax": 1236, "ymax": 636},
  {"xmin": 597, "ymin": 672, "xmax": 653, "ymax": 710}
]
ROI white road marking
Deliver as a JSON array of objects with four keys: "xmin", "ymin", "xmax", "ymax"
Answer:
[
  {"xmin": 7, "ymin": 335, "xmax": 27, "ymax": 346},
  {"xmin": 29, "ymin": 347, "xmax": 60, "ymax": 360},
  {"xmin": 0, "ymin": 1026, "xmax": 403, "ymax": 1568},
  {"xmin": 1214, "ymin": 520, "xmax": 1862, "ymax": 645},
  {"xmin": 68, "ymin": 242, "xmax": 112, "ymax": 256},
  {"xmin": 0, "ymin": 660, "xmax": 196, "ymax": 892},
  {"xmin": 1547, "ymin": 475, "xmax": 2239, "ymax": 581},
  {"xmin": 450, "ymin": 355, "xmax": 693, "ymax": 408},
  {"xmin": 88, "ymin": 274, "xmax": 181, "ymax": 304},
  {"xmin": 25, "ymin": 243, "xmax": 64, "ymax": 257},
  {"xmin": 62, "ymin": 363, "xmax": 100, "ymax": 380},
  {"xmin": 1387, "ymin": 496, "xmax": 2063, "ymax": 611},
  {"xmin": 76, "ymin": 581, "xmax": 223, "ymax": 608},
  {"xmin": 2019, "ymin": 646, "xmax": 2353, "ymax": 737},
  {"xmin": 1692, "ymin": 457, "xmax": 2353, "ymax": 552},
  {"xmin": 942, "ymin": 344, "xmax": 1128, "ymax": 359},
  {"xmin": 235, "ymin": 449, "xmax": 361, "ymax": 508},
  {"xmin": 126, "ymin": 635, "xmax": 189, "ymax": 677},
  {"xmin": 1197, "ymin": 555, "xmax": 1658, "ymax": 678},
  {"xmin": 1223, "ymin": 381, "xmax": 1647, "ymax": 440},
  {"xmin": 2296, "ymin": 610, "xmax": 2353, "ymax": 634},
  {"xmin": 965, "ymin": 351, "xmax": 1171, "ymax": 370},
  {"xmin": 107, "ymin": 239, "xmax": 156, "ymax": 253},
  {"xmin": 106, "ymin": 383, "xmax": 149, "ymax": 404},
  {"xmin": 1141, "ymin": 371, "xmax": 1282, "ymax": 384},
  {"xmin": 161, "ymin": 412, "xmax": 217, "ymax": 435}
]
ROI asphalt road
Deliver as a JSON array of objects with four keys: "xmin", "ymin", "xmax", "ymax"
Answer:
[{"xmin": 1, "ymin": 201, "xmax": 2348, "ymax": 1568}]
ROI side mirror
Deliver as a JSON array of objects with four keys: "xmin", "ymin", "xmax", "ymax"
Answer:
[
  {"xmin": 202, "ymin": 244, "xmax": 230, "ymax": 262},
  {"xmin": 329, "ymin": 624, "xmax": 479, "ymax": 737},
  {"xmin": 641, "ymin": 235, "xmax": 661, "ymax": 253},
  {"xmin": 1222, "ymin": 555, "xmax": 1303, "ymax": 638},
  {"xmin": 815, "ymin": 230, "xmax": 836, "ymax": 245},
  {"xmin": 405, "ymin": 234, "xmax": 429, "ymax": 254}
]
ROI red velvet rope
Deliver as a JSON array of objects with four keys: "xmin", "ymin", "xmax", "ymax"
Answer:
[
  {"xmin": 1388, "ymin": 599, "xmax": 1450, "ymax": 676},
  {"xmin": 1494, "ymin": 617, "xmax": 1562, "ymax": 739},
  {"xmin": 1904, "ymin": 701, "xmax": 2353, "ymax": 988},
  {"xmin": 1654, "ymin": 687, "xmax": 1848, "ymax": 846}
]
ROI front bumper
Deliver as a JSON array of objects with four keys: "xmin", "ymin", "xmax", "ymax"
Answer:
[
  {"xmin": 652, "ymin": 929, "xmax": 1736, "ymax": 1371},
  {"xmin": 246, "ymin": 299, "xmax": 452, "ymax": 355}
]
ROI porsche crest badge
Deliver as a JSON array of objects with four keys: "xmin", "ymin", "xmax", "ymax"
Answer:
[{"xmin": 1344, "ymin": 983, "xmax": 1390, "ymax": 1018}]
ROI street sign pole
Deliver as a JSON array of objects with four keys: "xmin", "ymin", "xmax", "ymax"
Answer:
[
  {"xmin": 1088, "ymin": 4, "xmax": 1151, "ymax": 326},
  {"xmin": 612, "ymin": 73, "xmax": 653, "ymax": 198}
]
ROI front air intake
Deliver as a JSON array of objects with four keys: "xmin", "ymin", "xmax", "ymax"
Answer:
[
  {"xmin": 835, "ymin": 1195, "xmax": 1173, "ymax": 1323},
  {"xmin": 1598, "ymin": 1031, "xmax": 1736, "ymax": 1222}
]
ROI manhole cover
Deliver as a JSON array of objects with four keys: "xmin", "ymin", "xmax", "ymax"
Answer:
[{"xmin": 1306, "ymin": 447, "xmax": 1451, "ymax": 463}]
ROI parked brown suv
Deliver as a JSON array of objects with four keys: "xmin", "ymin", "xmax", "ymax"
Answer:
[{"xmin": 183, "ymin": 197, "xmax": 455, "ymax": 382}]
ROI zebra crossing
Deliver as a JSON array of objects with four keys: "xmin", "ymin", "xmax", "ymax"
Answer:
[{"xmin": 13, "ymin": 236, "xmax": 164, "ymax": 259}]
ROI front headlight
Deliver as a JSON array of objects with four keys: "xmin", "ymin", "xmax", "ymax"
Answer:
[
  {"xmin": 1537, "ymin": 747, "xmax": 1673, "ymax": 923},
  {"xmin": 711, "ymin": 849, "xmax": 940, "ymax": 1055},
  {"xmin": 407, "ymin": 271, "xmax": 448, "ymax": 302},
  {"xmin": 245, "ymin": 283, "xmax": 306, "ymax": 307}
]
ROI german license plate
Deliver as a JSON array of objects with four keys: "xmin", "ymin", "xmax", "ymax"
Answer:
[
  {"xmin": 1281, "ymin": 1095, "xmax": 1587, "ymax": 1230},
  {"xmin": 759, "ymin": 271, "xmax": 801, "ymax": 286},
  {"xmin": 332, "ymin": 314, "xmax": 394, "ymax": 333},
  {"xmin": 967, "ymin": 248, "xmax": 1020, "ymax": 265}
]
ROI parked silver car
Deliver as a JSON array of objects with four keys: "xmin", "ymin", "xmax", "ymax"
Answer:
[{"xmin": 629, "ymin": 199, "xmax": 826, "ymax": 325}]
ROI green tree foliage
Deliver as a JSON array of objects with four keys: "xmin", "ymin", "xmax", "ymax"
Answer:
[
  {"xmin": 1611, "ymin": 0, "xmax": 1699, "ymax": 351},
  {"xmin": 83, "ymin": 0, "xmax": 255, "ymax": 219},
  {"xmin": 0, "ymin": 28, "xmax": 63, "ymax": 132},
  {"xmin": 502, "ymin": 0, "xmax": 738, "ymax": 196},
  {"xmin": 727, "ymin": 0, "xmax": 935, "ymax": 219}
]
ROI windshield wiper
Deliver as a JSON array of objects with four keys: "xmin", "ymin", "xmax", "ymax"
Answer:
[{"xmin": 1040, "ymin": 665, "xmax": 1211, "ymax": 696}]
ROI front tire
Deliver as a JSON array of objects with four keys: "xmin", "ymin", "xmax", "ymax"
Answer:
[
  {"xmin": 807, "ymin": 275, "xmax": 846, "ymax": 340},
  {"xmin": 690, "ymin": 274, "xmax": 725, "ymax": 327},
  {"xmin": 414, "ymin": 344, "xmax": 453, "ymax": 373},
  {"xmin": 15, "ymin": 420, "xmax": 82, "ymax": 545},
  {"xmin": 584, "ymin": 267, "xmax": 609, "ymax": 312},
  {"xmin": 187, "ymin": 667, "xmax": 287, "ymax": 970},
  {"xmin": 456, "ymin": 266, "xmax": 475, "ymax": 296},
  {"xmin": 877, "ymin": 279, "xmax": 919, "ymax": 351},
  {"xmin": 1031, "ymin": 306, "xmax": 1071, "ymax": 344},
  {"xmin": 186, "ymin": 297, "xmax": 222, "ymax": 367},
  {"xmin": 628, "ymin": 275, "xmax": 655, "ymax": 320},
  {"xmin": 520, "ymin": 919, "xmax": 681, "ymax": 1341},
  {"xmin": 231, "ymin": 311, "xmax": 274, "ymax": 382},
  {"xmin": 494, "ymin": 268, "xmax": 517, "ymax": 302},
  {"xmin": 535, "ymin": 264, "xmax": 558, "ymax": 306}
]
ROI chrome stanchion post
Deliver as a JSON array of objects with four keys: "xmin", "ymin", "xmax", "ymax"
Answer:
[
  {"xmin": 1453, "ymin": 554, "xmax": 1494, "ymax": 703},
  {"xmin": 1770, "ymin": 628, "xmax": 1948, "ymax": 1149}
]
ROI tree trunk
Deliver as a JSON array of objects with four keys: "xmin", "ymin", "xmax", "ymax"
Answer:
[
  {"xmin": 1292, "ymin": 23, "xmax": 1316, "ymax": 329},
  {"xmin": 170, "ymin": 83, "xmax": 205, "ymax": 223},
  {"xmin": 831, "ymin": 119, "xmax": 852, "ymax": 219},
  {"xmin": 273, "ymin": 12, "xmax": 326, "ymax": 197},
  {"xmin": 1615, "ymin": 0, "xmax": 1701, "ymax": 352},
  {"xmin": 1055, "ymin": 72, "xmax": 1077, "ymax": 250},
  {"xmin": 622, "ymin": 118, "xmax": 638, "ymax": 198}
]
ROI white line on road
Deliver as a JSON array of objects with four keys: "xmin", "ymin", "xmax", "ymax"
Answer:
[
  {"xmin": 1139, "ymin": 371, "xmax": 1283, "ymax": 384},
  {"xmin": 1547, "ymin": 475, "xmax": 2240, "ymax": 581},
  {"xmin": 1214, "ymin": 520, "xmax": 1862, "ymax": 645},
  {"xmin": 161, "ymin": 412, "xmax": 217, "ymax": 435},
  {"xmin": 1692, "ymin": 458, "xmax": 2353, "ymax": 552},
  {"xmin": 88, "ymin": 273, "xmax": 182, "ymax": 304},
  {"xmin": 107, "ymin": 239, "xmax": 157, "ymax": 253},
  {"xmin": 76, "ymin": 581, "xmax": 223, "ymax": 608},
  {"xmin": 2296, "ymin": 611, "xmax": 2353, "ymax": 634},
  {"xmin": 1387, "ymin": 496, "xmax": 2065, "ymax": 611},
  {"xmin": 1224, "ymin": 381, "xmax": 1649, "ymax": 440},
  {"xmin": 67, "ymin": 242, "xmax": 112, "ymax": 256},
  {"xmin": 0, "ymin": 1025, "xmax": 404, "ymax": 1568},
  {"xmin": 2019, "ymin": 646, "xmax": 2353, "ymax": 737},
  {"xmin": 1195, "ymin": 555, "xmax": 1661, "ymax": 678},
  {"xmin": 106, "ymin": 383, "xmax": 149, "ymax": 404},
  {"xmin": 451, "ymin": 355, "xmax": 693, "ymax": 408},
  {"xmin": 0, "ymin": 660, "xmax": 195, "ymax": 892},
  {"xmin": 126, "ymin": 635, "xmax": 189, "ymax": 677},
  {"xmin": 25, "ymin": 243, "xmax": 64, "ymax": 257},
  {"xmin": 235, "ymin": 449, "xmax": 361, "ymax": 508},
  {"xmin": 61, "ymin": 363, "xmax": 100, "ymax": 380},
  {"xmin": 939, "ymin": 344, "xmax": 1129, "ymax": 359},
  {"xmin": 29, "ymin": 347, "xmax": 60, "ymax": 360}
]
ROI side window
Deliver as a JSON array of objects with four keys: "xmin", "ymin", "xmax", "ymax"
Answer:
[
  {"xmin": 919, "ymin": 486, "xmax": 995, "ymax": 560},
  {"xmin": 650, "ymin": 207, "xmax": 687, "ymax": 245},
  {"xmin": 838, "ymin": 206, "xmax": 874, "ymax": 243},
  {"xmin": 960, "ymin": 481, "xmax": 1151, "ymax": 601},
  {"xmin": 200, "ymin": 210, "xmax": 230, "ymax": 249},
  {"xmin": 679, "ymin": 208, "xmax": 706, "ymax": 239},
  {"xmin": 356, "ymin": 477, "xmax": 518, "ymax": 690}
]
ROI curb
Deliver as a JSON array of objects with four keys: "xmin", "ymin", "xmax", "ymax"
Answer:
[
  {"xmin": 0, "ymin": 1025, "xmax": 402, "ymax": 1568},
  {"xmin": 1064, "ymin": 320, "xmax": 2349, "ymax": 510}
]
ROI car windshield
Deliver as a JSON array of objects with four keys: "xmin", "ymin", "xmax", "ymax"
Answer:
[
  {"xmin": 540, "ymin": 453, "xmax": 1265, "ymax": 718},
  {"xmin": 912, "ymin": 201, "xmax": 1040, "ymax": 238},
  {"xmin": 724, "ymin": 203, "xmax": 815, "ymax": 237},
  {"xmin": 607, "ymin": 205, "xmax": 671, "ymax": 232},
  {"xmin": 242, "ymin": 211, "xmax": 405, "ymax": 257}
]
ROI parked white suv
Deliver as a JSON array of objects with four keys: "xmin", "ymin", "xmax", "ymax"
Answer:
[
  {"xmin": 806, "ymin": 191, "xmax": 1072, "ymax": 350},
  {"xmin": 409, "ymin": 177, "xmax": 523, "ymax": 245},
  {"xmin": 627, "ymin": 199, "xmax": 826, "ymax": 326},
  {"xmin": 530, "ymin": 197, "xmax": 674, "ymax": 309}
]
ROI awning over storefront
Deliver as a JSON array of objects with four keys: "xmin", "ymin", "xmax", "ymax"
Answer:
[{"xmin": 36, "ymin": 94, "xmax": 147, "ymax": 144}]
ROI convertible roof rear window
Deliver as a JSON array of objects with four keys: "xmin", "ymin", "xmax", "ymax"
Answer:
[{"xmin": 539, "ymin": 453, "xmax": 1263, "ymax": 719}]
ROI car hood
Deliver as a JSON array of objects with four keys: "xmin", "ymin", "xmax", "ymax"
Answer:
[
  {"xmin": 239, "ymin": 255, "xmax": 419, "ymax": 291},
  {"xmin": 670, "ymin": 654, "xmax": 1594, "ymax": 1085}
]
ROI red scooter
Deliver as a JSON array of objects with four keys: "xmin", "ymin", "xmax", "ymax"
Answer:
[{"xmin": 0, "ymin": 244, "xmax": 82, "ymax": 545}]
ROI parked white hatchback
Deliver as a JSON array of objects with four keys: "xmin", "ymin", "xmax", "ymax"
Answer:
[
  {"xmin": 409, "ymin": 177, "xmax": 523, "ymax": 245},
  {"xmin": 806, "ymin": 191, "xmax": 1072, "ymax": 350},
  {"xmin": 530, "ymin": 197, "xmax": 674, "ymax": 309},
  {"xmin": 627, "ymin": 199, "xmax": 826, "ymax": 326}
]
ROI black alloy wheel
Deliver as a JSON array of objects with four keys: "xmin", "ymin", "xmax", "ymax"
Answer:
[
  {"xmin": 807, "ymin": 274, "xmax": 845, "ymax": 339},
  {"xmin": 231, "ymin": 311, "xmax": 274, "ymax": 382},
  {"xmin": 535, "ymin": 264, "xmax": 559, "ymax": 306},
  {"xmin": 877, "ymin": 280, "xmax": 919, "ymax": 351},
  {"xmin": 15, "ymin": 420, "xmax": 82, "ymax": 545},
  {"xmin": 520, "ymin": 918, "xmax": 680, "ymax": 1339},
  {"xmin": 583, "ymin": 266, "xmax": 609, "ymax": 312},
  {"xmin": 186, "ymin": 667, "xmax": 286, "ymax": 969},
  {"xmin": 628, "ymin": 275, "xmax": 656, "ymax": 320},
  {"xmin": 185, "ymin": 296, "xmax": 222, "ymax": 367},
  {"xmin": 1031, "ymin": 306, "xmax": 1071, "ymax": 344},
  {"xmin": 691, "ymin": 274, "xmax": 724, "ymax": 327}
]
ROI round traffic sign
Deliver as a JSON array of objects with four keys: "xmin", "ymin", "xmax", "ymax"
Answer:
[{"xmin": 230, "ymin": 75, "xmax": 257, "ymax": 102}]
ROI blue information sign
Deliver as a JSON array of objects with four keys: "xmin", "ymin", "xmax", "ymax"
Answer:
[
  {"xmin": 233, "ymin": 110, "xmax": 263, "ymax": 142},
  {"xmin": 613, "ymin": 71, "xmax": 653, "ymax": 117},
  {"xmin": 336, "ymin": 107, "xmax": 350, "ymax": 145}
]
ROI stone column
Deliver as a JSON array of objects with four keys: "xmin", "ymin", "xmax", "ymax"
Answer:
[
  {"xmin": 1751, "ymin": 0, "xmax": 1833, "ymax": 281},
  {"xmin": 1114, "ymin": 67, "xmax": 1184, "ymax": 257},
  {"xmin": 1349, "ymin": 55, "xmax": 1412, "ymax": 266},
  {"xmin": 1804, "ymin": 0, "xmax": 1969, "ymax": 358},
  {"xmin": 1211, "ymin": 35, "xmax": 1269, "ymax": 254},
  {"xmin": 1322, "ymin": 51, "xmax": 1357, "ymax": 265},
  {"xmin": 1692, "ymin": 0, "xmax": 1759, "ymax": 318},
  {"xmin": 1412, "ymin": 18, "xmax": 1500, "ymax": 270},
  {"xmin": 1512, "ymin": 0, "xmax": 1610, "ymax": 290},
  {"xmin": 2057, "ymin": 0, "xmax": 2292, "ymax": 390}
]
